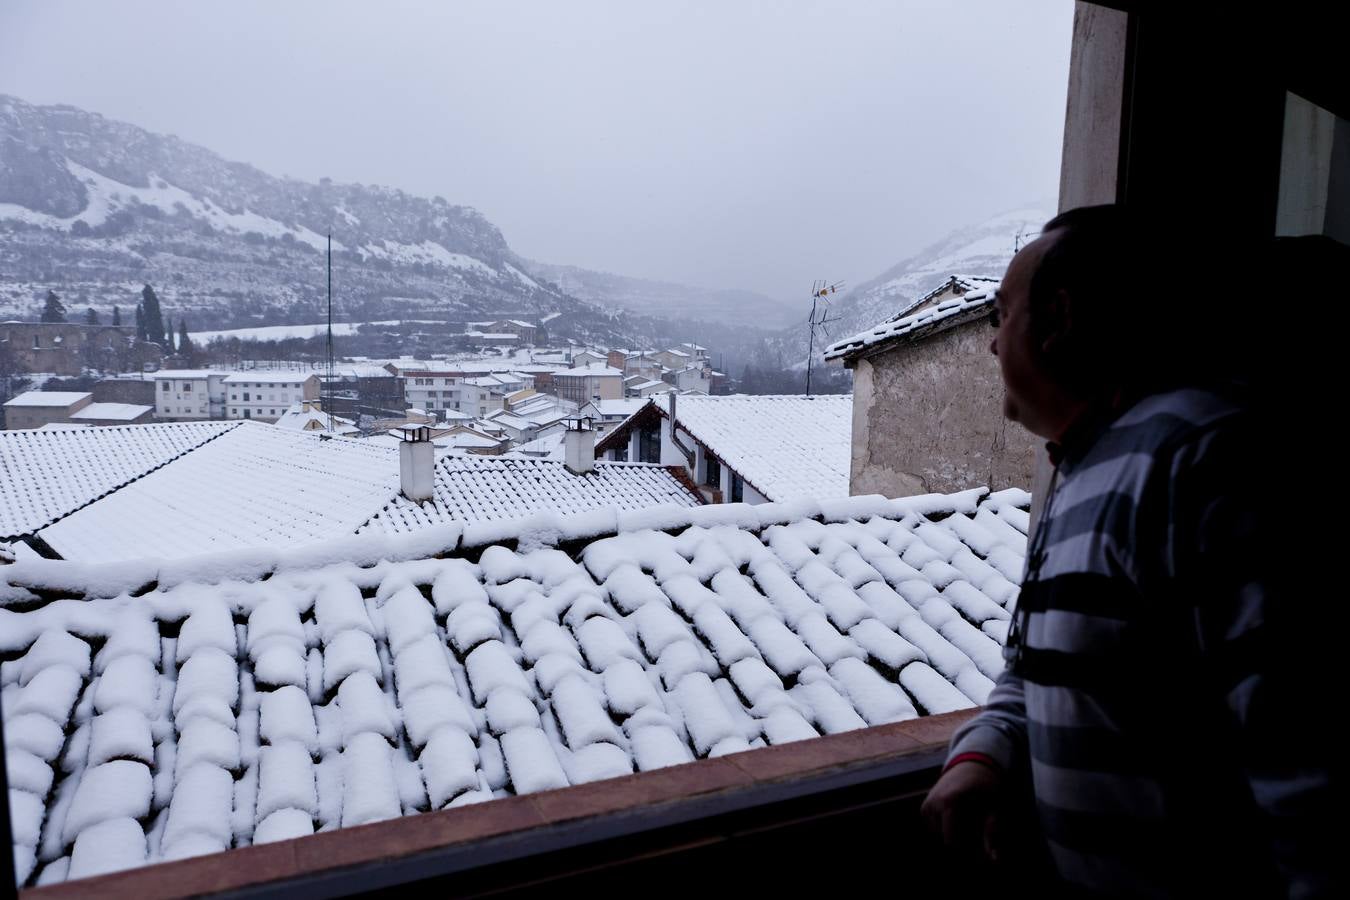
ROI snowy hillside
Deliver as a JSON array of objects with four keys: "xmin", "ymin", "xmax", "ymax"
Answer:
[{"xmin": 0, "ymin": 94, "xmax": 748, "ymax": 349}]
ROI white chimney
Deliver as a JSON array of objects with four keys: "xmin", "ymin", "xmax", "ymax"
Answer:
[
  {"xmin": 398, "ymin": 425, "xmax": 435, "ymax": 501},
  {"xmin": 564, "ymin": 417, "xmax": 596, "ymax": 475}
]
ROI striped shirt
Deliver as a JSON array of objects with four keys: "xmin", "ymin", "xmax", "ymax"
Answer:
[{"xmin": 947, "ymin": 388, "xmax": 1331, "ymax": 898}]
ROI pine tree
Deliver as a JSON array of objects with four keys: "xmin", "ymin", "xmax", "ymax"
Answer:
[
  {"xmin": 112, "ymin": 306, "xmax": 122, "ymax": 326},
  {"xmin": 141, "ymin": 284, "xmax": 166, "ymax": 346},
  {"xmin": 177, "ymin": 319, "xmax": 192, "ymax": 355},
  {"xmin": 135, "ymin": 302, "xmax": 147, "ymax": 342},
  {"xmin": 41, "ymin": 290, "xmax": 67, "ymax": 323},
  {"xmin": 84, "ymin": 307, "xmax": 99, "ymax": 325}
]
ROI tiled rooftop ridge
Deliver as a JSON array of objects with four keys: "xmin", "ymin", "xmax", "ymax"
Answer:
[
  {"xmin": 1, "ymin": 486, "xmax": 1029, "ymax": 887},
  {"xmin": 824, "ymin": 281, "xmax": 998, "ymax": 362}
]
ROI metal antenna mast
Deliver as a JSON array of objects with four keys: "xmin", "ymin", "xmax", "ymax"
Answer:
[
  {"xmin": 326, "ymin": 232, "xmax": 334, "ymax": 433},
  {"xmin": 804, "ymin": 279, "xmax": 844, "ymax": 397}
]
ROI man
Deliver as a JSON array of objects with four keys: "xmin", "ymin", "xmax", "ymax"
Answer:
[{"xmin": 921, "ymin": 206, "xmax": 1332, "ymax": 897}]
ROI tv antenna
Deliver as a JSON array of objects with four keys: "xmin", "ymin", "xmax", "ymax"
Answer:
[
  {"xmin": 1013, "ymin": 225, "xmax": 1041, "ymax": 255},
  {"xmin": 804, "ymin": 279, "xmax": 843, "ymax": 397}
]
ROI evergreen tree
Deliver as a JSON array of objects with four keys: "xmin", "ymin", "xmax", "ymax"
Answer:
[
  {"xmin": 84, "ymin": 307, "xmax": 99, "ymax": 325},
  {"xmin": 112, "ymin": 306, "xmax": 122, "ymax": 326},
  {"xmin": 41, "ymin": 290, "xmax": 67, "ymax": 323},
  {"xmin": 177, "ymin": 319, "xmax": 192, "ymax": 356},
  {"xmin": 135, "ymin": 302, "xmax": 147, "ymax": 342},
  {"xmin": 141, "ymin": 284, "xmax": 166, "ymax": 345}
]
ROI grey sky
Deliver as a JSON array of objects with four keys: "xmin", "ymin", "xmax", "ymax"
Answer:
[{"xmin": 0, "ymin": 1, "xmax": 1072, "ymax": 300}]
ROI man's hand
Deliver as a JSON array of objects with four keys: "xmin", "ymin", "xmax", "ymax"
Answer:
[{"xmin": 921, "ymin": 760, "xmax": 1005, "ymax": 863}]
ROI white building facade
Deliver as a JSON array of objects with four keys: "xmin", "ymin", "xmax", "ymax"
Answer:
[
  {"xmin": 154, "ymin": 370, "xmax": 228, "ymax": 420},
  {"xmin": 224, "ymin": 373, "xmax": 320, "ymax": 422}
]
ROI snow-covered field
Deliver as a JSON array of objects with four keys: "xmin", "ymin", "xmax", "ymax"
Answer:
[{"xmin": 190, "ymin": 321, "xmax": 436, "ymax": 343}]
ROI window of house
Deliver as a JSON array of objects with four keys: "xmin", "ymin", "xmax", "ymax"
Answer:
[
  {"xmin": 731, "ymin": 473, "xmax": 744, "ymax": 503},
  {"xmin": 704, "ymin": 454, "xmax": 721, "ymax": 488},
  {"xmin": 162, "ymin": 382, "xmax": 171, "ymax": 392},
  {"xmin": 243, "ymin": 409, "xmax": 251, "ymax": 419},
  {"xmin": 182, "ymin": 382, "xmax": 191, "ymax": 392},
  {"xmin": 243, "ymin": 393, "xmax": 250, "ymax": 401}
]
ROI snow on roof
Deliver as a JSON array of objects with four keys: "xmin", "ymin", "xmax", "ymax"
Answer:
[
  {"xmin": 150, "ymin": 370, "xmax": 226, "ymax": 380},
  {"xmin": 3, "ymin": 391, "xmax": 92, "ymax": 408},
  {"xmin": 661, "ymin": 395, "xmax": 853, "ymax": 502},
  {"xmin": 0, "ymin": 422, "xmax": 238, "ymax": 539},
  {"xmin": 363, "ymin": 456, "xmax": 704, "ymax": 535},
  {"xmin": 559, "ymin": 364, "xmax": 623, "ymax": 377},
  {"xmin": 891, "ymin": 274, "xmax": 1000, "ymax": 322},
  {"xmin": 273, "ymin": 404, "xmax": 358, "ymax": 433},
  {"xmin": 221, "ymin": 372, "xmax": 319, "ymax": 385},
  {"xmin": 584, "ymin": 398, "xmax": 649, "ymax": 419},
  {"xmin": 509, "ymin": 432, "xmax": 566, "ymax": 460},
  {"xmin": 447, "ymin": 433, "xmax": 504, "ymax": 449},
  {"xmin": 0, "ymin": 486, "xmax": 1029, "ymax": 888},
  {"xmin": 824, "ymin": 279, "xmax": 999, "ymax": 362},
  {"xmin": 69, "ymin": 403, "xmax": 152, "ymax": 422},
  {"xmin": 35, "ymin": 423, "xmax": 92, "ymax": 431},
  {"xmin": 37, "ymin": 423, "xmax": 400, "ymax": 564}
]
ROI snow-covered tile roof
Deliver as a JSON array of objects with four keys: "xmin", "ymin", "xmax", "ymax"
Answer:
[
  {"xmin": 150, "ymin": 370, "xmax": 226, "ymax": 380},
  {"xmin": 3, "ymin": 391, "xmax": 92, "ymax": 408},
  {"xmin": 221, "ymin": 372, "xmax": 318, "ymax": 385},
  {"xmin": 37, "ymin": 423, "xmax": 400, "ymax": 564},
  {"xmin": 824, "ymin": 279, "xmax": 999, "ymax": 362},
  {"xmin": 273, "ymin": 404, "xmax": 358, "ymax": 433},
  {"xmin": 69, "ymin": 403, "xmax": 152, "ymax": 422},
  {"xmin": 362, "ymin": 456, "xmax": 703, "ymax": 535},
  {"xmin": 0, "ymin": 422, "xmax": 239, "ymax": 540},
  {"xmin": 559, "ymin": 365, "xmax": 623, "ymax": 377},
  {"xmin": 585, "ymin": 399, "xmax": 648, "ymax": 419},
  {"xmin": 662, "ymin": 394, "xmax": 853, "ymax": 502},
  {"xmin": 510, "ymin": 433, "xmax": 566, "ymax": 460},
  {"xmin": 0, "ymin": 486, "xmax": 1028, "ymax": 888}
]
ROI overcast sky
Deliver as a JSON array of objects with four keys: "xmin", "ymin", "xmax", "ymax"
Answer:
[{"xmin": 0, "ymin": 1, "xmax": 1072, "ymax": 299}]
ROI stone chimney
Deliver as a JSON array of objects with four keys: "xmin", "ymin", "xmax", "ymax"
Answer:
[
  {"xmin": 564, "ymin": 417, "xmax": 596, "ymax": 475},
  {"xmin": 398, "ymin": 425, "xmax": 435, "ymax": 502}
]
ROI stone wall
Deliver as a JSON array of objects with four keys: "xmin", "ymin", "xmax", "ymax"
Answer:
[{"xmin": 849, "ymin": 323, "xmax": 1036, "ymax": 497}]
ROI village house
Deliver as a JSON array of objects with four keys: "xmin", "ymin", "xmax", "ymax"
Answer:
[
  {"xmin": 553, "ymin": 363, "xmax": 624, "ymax": 406},
  {"xmin": 223, "ymin": 372, "xmax": 320, "ymax": 422},
  {"xmin": 568, "ymin": 348, "xmax": 608, "ymax": 367},
  {"xmin": 824, "ymin": 275, "xmax": 1036, "ymax": 498},
  {"xmin": 152, "ymin": 369, "xmax": 229, "ymax": 420},
  {"xmin": 274, "ymin": 400, "xmax": 361, "ymax": 436},
  {"xmin": 2, "ymin": 391, "xmax": 94, "ymax": 430},
  {"xmin": 68, "ymin": 402, "xmax": 154, "ymax": 426},
  {"xmin": 595, "ymin": 393, "xmax": 852, "ymax": 505},
  {"xmin": 579, "ymin": 397, "xmax": 649, "ymax": 438}
]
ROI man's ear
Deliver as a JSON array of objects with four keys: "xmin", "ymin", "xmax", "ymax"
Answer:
[{"xmin": 1039, "ymin": 288, "xmax": 1074, "ymax": 356}]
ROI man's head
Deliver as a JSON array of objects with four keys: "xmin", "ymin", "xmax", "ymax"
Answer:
[{"xmin": 990, "ymin": 204, "xmax": 1152, "ymax": 441}]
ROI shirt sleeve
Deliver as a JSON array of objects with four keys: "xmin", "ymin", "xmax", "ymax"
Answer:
[
  {"xmin": 944, "ymin": 665, "xmax": 1027, "ymax": 774},
  {"xmin": 1167, "ymin": 418, "xmax": 1334, "ymax": 899}
]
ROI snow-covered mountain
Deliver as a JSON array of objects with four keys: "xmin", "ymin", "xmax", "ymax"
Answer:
[
  {"xmin": 0, "ymin": 94, "xmax": 766, "ymax": 347},
  {"xmin": 522, "ymin": 261, "xmax": 794, "ymax": 330},
  {"xmin": 772, "ymin": 206, "xmax": 1054, "ymax": 367}
]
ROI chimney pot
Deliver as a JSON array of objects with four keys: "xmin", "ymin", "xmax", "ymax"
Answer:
[
  {"xmin": 564, "ymin": 416, "xmax": 596, "ymax": 474},
  {"xmin": 399, "ymin": 426, "xmax": 435, "ymax": 501}
]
